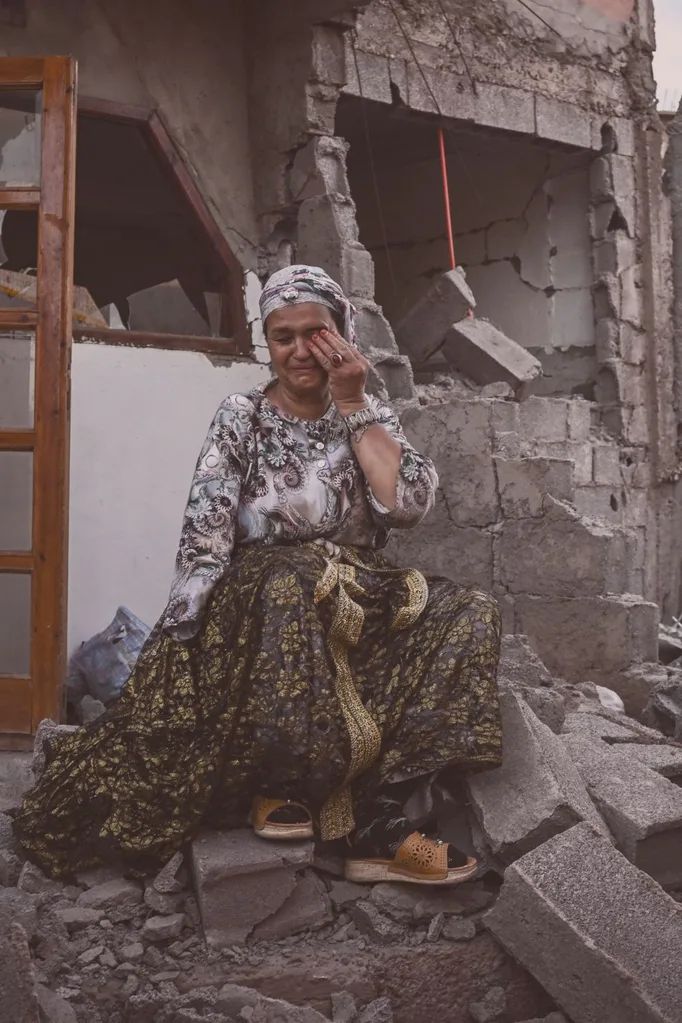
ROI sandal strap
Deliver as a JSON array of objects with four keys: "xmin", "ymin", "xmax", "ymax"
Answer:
[
  {"xmin": 392, "ymin": 831, "xmax": 450, "ymax": 879},
  {"xmin": 251, "ymin": 796, "xmax": 311, "ymax": 830}
]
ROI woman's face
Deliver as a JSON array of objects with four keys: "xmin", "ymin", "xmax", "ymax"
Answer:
[{"xmin": 265, "ymin": 302, "xmax": 337, "ymax": 397}]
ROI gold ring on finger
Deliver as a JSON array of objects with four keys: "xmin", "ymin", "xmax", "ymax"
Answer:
[{"xmin": 331, "ymin": 352, "xmax": 343, "ymax": 367}]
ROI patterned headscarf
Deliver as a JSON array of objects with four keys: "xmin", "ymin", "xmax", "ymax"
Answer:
[{"xmin": 259, "ymin": 264, "xmax": 357, "ymax": 343}]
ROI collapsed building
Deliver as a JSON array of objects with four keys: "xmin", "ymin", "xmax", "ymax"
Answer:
[{"xmin": 2, "ymin": 0, "xmax": 682, "ymax": 1021}]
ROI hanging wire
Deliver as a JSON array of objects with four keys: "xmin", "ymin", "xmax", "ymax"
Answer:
[
  {"xmin": 433, "ymin": 0, "xmax": 476, "ymax": 94},
  {"xmin": 385, "ymin": 0, "xmax": 443, "ymax": 116},
  {"xmin": 514, "ymin": 0, "xmax": 563, "ymax": 38},
  {"xmin": 349, "ymin": 30, "xmax": 399, "ymax": 298}
]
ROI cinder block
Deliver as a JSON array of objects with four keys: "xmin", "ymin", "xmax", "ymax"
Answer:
[
  {"xmin": 190, "ymin": 829, "xmax": 313, "ymax": 946},
  {"xmin": 395, "ymin": 270, "xmax": 476, "ymax": 362},
  {"xmin": 369, "ymin": 353, "xmax": 414, "ymax": 399},
  {"xmin": 518, "ymin": 397, "xmax": 569, "ymax": 445},
  {"xmin": 499, "ymin": 497, "xmax": 636, "ymax": 599},
  {"xmin": 486, "ymin": 823, "xmax": 682, "ymax": 1023},
  {"xmin": 566, "ymin": 400, "xmax": 592, "ymax": 442},
  {"xmin": 354, "ymin": 300, "xmax": 398, "ymax": 352},
  {"xmin": 563, "ymin": 734, "xmax": 682, "ymax": 887},
  {"xmin": 495, "ymin": 457, "xmax": 574, "ymax": 519},
  {"xmin": 466, "ymin": 692, "xmax": 609, "ymax": 863},
  {"xmin": 386, "ymin": 497, "xmax": 494, "ymax": 592},
  {"xmin": 289, "ymin": 137, "xmax": 351, "ymax": 202},
  {"xmin": 514, "ymin": 593, "xmax": 659, "ymax": 682},
  {"xmin": 536, "ymin": 96, "xmax": 592, "ymax": 149},
  {"xmin": 442, "ymin": 317, "xmax": 542, "ymax": 390},
  {"xmin": 618, "ymin": 743, "xmax": 682, "ymax": 781},
  {"xmin": 592, "ymin": 443, "xmax": 621, "ymax": 486}
]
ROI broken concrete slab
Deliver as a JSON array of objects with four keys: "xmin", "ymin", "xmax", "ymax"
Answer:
[
  {"xmin": 32, "ymin": 720, "xmax": 78, "ymax": 780},
  {"xmin": 616, "ymin": 662, "xmax": 669, "ymax": 720},
  {"xmin": 395, "ymin": 269, "xmax": 476, "ymax": 362},
  {"xmin": 442, "ymin": 317, "xmax": 542, "ymax": 393},
  {"xmin": 562, "ymin": 711, "xmax": 642, "ymax": 743},
  {"xmin": 495, "ymin": 458, "xmax": 574, "ymax": 520},
  {"xmin": 466, "ymin": 691, "xmax": 609, "ymax": 863},
  {"xmin": 486, "ymin": 823, "xmax": 682, "ymax": 1023},
  {"xmin": 563, "ymin": 733, "xmax": 682, "ymax": 887},
  {"xmin": 617, "ymin": 743, "xmax": 682, "ymax": 780},
  {"xmin": 190, "ymin": 828, "xmax": 313, "ymax": 946},
  {"xmin": 252, "ymin": 869, "xmax": 332, "ymax": 941},
  {"xmin": 498, "ymin": 634, "xmax": 556, "ymax": 689}
]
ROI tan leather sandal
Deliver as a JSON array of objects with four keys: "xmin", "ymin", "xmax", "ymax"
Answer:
[
  {"xmin": 344, "ymin": 831, "xmax": 478, "ymax": 885},
  {"xmin": 250, "ymin": 796, "xmax": 314, "ymax": 841}
]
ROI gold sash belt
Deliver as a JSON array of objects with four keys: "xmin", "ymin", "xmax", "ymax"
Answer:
[{"xmin": 313, "ymin": 546, "xmax": 428, "ymax": 841}]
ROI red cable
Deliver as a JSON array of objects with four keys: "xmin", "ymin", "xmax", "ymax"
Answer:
[{"xmin": 439, "ymin": 126, "xmax": 456, "ymax": 270}]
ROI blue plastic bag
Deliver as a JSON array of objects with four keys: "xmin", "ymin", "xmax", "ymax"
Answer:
[{"xmin": 67, "ymin": 606, "xmax": 151, "ymax": 706}]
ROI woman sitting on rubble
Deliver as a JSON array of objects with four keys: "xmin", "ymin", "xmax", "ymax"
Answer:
[{"xmin": 12, "ymin": 264, "xmax": 502, "ymax": 885}]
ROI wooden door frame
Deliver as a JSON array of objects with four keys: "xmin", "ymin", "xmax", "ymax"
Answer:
[{"xmin": 0, "ymin": 56, "xmax": 77, "ymax": 748}]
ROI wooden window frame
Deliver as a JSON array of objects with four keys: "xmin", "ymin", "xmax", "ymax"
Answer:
[
  {"xmin": 72, "ymin": 96, "xmax": 251, "ymax": 358},
  {"xmin": 0, "ymin": 56, "xmax": 77, "ymax": 747}
]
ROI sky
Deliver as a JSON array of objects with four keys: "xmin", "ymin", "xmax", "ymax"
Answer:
[{"xmin": 654, "ymin": 0, "xmax": 682, "ymax": 110}]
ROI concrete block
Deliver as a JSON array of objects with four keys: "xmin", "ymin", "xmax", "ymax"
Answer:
[
  {"xmin": 518, "ymin": 397, "xmax": 569, "ymax": 445},
  {"xmin": 618, "ymin": 743, "xmax": 682, "ymax": 781},
  {"xmin": 564, "ymin": 734, "xmax": 682, "ymax": 886},
  {"xmin": 369, "ymin": 353, "xmax": 414, "ymax": 400},
  {"xmin": 344, "ymin": 48, "xmax": 391, "ymax": 103},
  {"xmin": 566, "ymin": 400, "xmax": 592, "ymax": 442},
  {"xmin": 387, "ymin": 496, "xmax": 494, "ymax": 591},
  {"xmin": 592, "ymin": 443, "xmax": 621, "ymax": 486},
  {"xmin": 354, "ymin": 300, "xmax": 398, "ymax": 352},
  {"xmin": 498, "ymin": 634, "xmax": 555, "ymax": 690},
  {"xmin": 499, "ymin": 497, "xmax": 636, "ymax": 599},
  {"xmin": 536, "ymin": 97, "xmax": 592, "ymax": 149},
  {"xmin": 190, "ymin": 829, "xmax": 313, "ymax": 946},
  {"xmin": 592, "ymin": 274, "xmax": 621, "ymax": 320},
  {"xmin": 561, "ymin": 712, "xmax": 642, "ymax": 744},
  {"xmin": 495, "ymin": 458, "xmax": 574, "ymax": 519},
  {"xmin": 252, "ymin": 869, "xmax": 332, "ymax": 941},
  {"xmin": 289, "ymin": 136, "xmax": 351, "ymax": 202},
  {"xmin": 610, "ymin": 154, "xmax": 637, "ymax": 236},
  {"xmin": 486, "ymin": 823, "xmax": 682, "ymax": 1023},
  {"xmin": 514, "ymin": 594, "xmax": 659, "ymax": 682},
  {"xmin": 395, "ymin": 270, "xmax": 476, "ymax": 362},
  {"xmin": 466, "ymin": 691, "xmax": 609, "ymax": 863},
  {"xmin": 311, "ymin": 26, "xmax": 346, "ymax": 86},
  {"xmin": 476, "ymin": 82, "xmax": 535, "ymax": 136},
  {"xmin": 401, "ymin": 399, "xmax": 493, "ymax": 459},
  {"xmin": 621, "ymin": 263, "xmax": 644, "ymax": 327},
  {"xmin": 442, "ymin": 317, "xmax": 542, "ymax": 390},
  {"xmin": 646, "ymin": 674, "xmax": 682, "ymax": 742},
  {"xmin": 594, "ymin": 319, "xmax": 619, "ymax": 363},
  {"xmin": 609, "ymin": 660, "xmax": 668, "ymax": 722}
]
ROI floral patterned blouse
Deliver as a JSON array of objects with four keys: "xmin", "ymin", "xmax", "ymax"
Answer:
[{"xmin": 164, "ymin": 383, "xmax": 438, "ymax": 639}]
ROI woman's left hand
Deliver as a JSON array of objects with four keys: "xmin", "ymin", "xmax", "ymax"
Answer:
[{"xmin": 308, "ymin": 326, "xmax": 370, "ymax": 415}]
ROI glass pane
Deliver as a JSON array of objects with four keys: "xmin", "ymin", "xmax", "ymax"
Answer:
[
  {"xmin": 0, "ymin": 333, "xmax": 34, "ymax": 427},
  {"xmin": 0, "ymin": 89, "xmax": 42, "ymax": 187},
  {"xmin": 0, "ymin": 451, "xmax": 32, "ymax": 550},
  {"xmin": 0, "ymin": 211, "xmax": 39, "ymax": 309},
  {"xmin": 0, "ymin": 572, "xmax": 30, "ymax": 674}
]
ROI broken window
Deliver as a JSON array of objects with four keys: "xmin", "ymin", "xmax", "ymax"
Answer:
[
  {"xmin": 337, "ymin": 97, "xmax": 596, "ymax": 398},
  {"xmin": 0, "ymin": 105, "xmax": 249, "ymax": 354}
]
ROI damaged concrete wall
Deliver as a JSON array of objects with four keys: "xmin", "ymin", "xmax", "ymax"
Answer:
[
  {"xmin": 342, "ymin": 107, "xmax": 597, "ymax": 396},
  {"xmin": 0, "ymin": 0, "xmax": 258, "ymax": 268}
]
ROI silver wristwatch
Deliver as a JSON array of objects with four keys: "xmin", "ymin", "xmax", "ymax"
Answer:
[{"xmin": 342, "ymin": 404, "xmax": 379, "ymax": 438}]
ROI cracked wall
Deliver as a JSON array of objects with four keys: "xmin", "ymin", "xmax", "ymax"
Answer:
[{"xmin": 340, "ymin": 98, "xmax": 597, "ymax": 396}]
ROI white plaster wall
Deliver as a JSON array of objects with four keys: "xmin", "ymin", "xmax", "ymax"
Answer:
[{"xmin": 67, "ymin": 343, "xmax": 270, "ymax": 655}]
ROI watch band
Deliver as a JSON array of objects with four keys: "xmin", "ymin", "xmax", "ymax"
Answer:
[{"xmin": 342, "ymin": 404, "xmax": 379, "ymax": 435}]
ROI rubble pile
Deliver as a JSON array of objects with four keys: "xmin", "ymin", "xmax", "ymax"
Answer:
[{"xmin": 3, "ymin": 637, "xmax": 682, "ymax": 1022}]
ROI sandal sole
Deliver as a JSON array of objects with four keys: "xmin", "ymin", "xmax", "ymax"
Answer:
[
  {"xmin": 344, "ymin": 858, "xmax": 479, "ymax": 885},
  {"xmin": 252, "ymin": 823, "xmax": 315, "ymax": 841}
]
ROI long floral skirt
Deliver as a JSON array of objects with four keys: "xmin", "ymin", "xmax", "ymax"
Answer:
[{"xmin": 12, "ymin": 544, "xmax": 502, "ymax": 878}]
